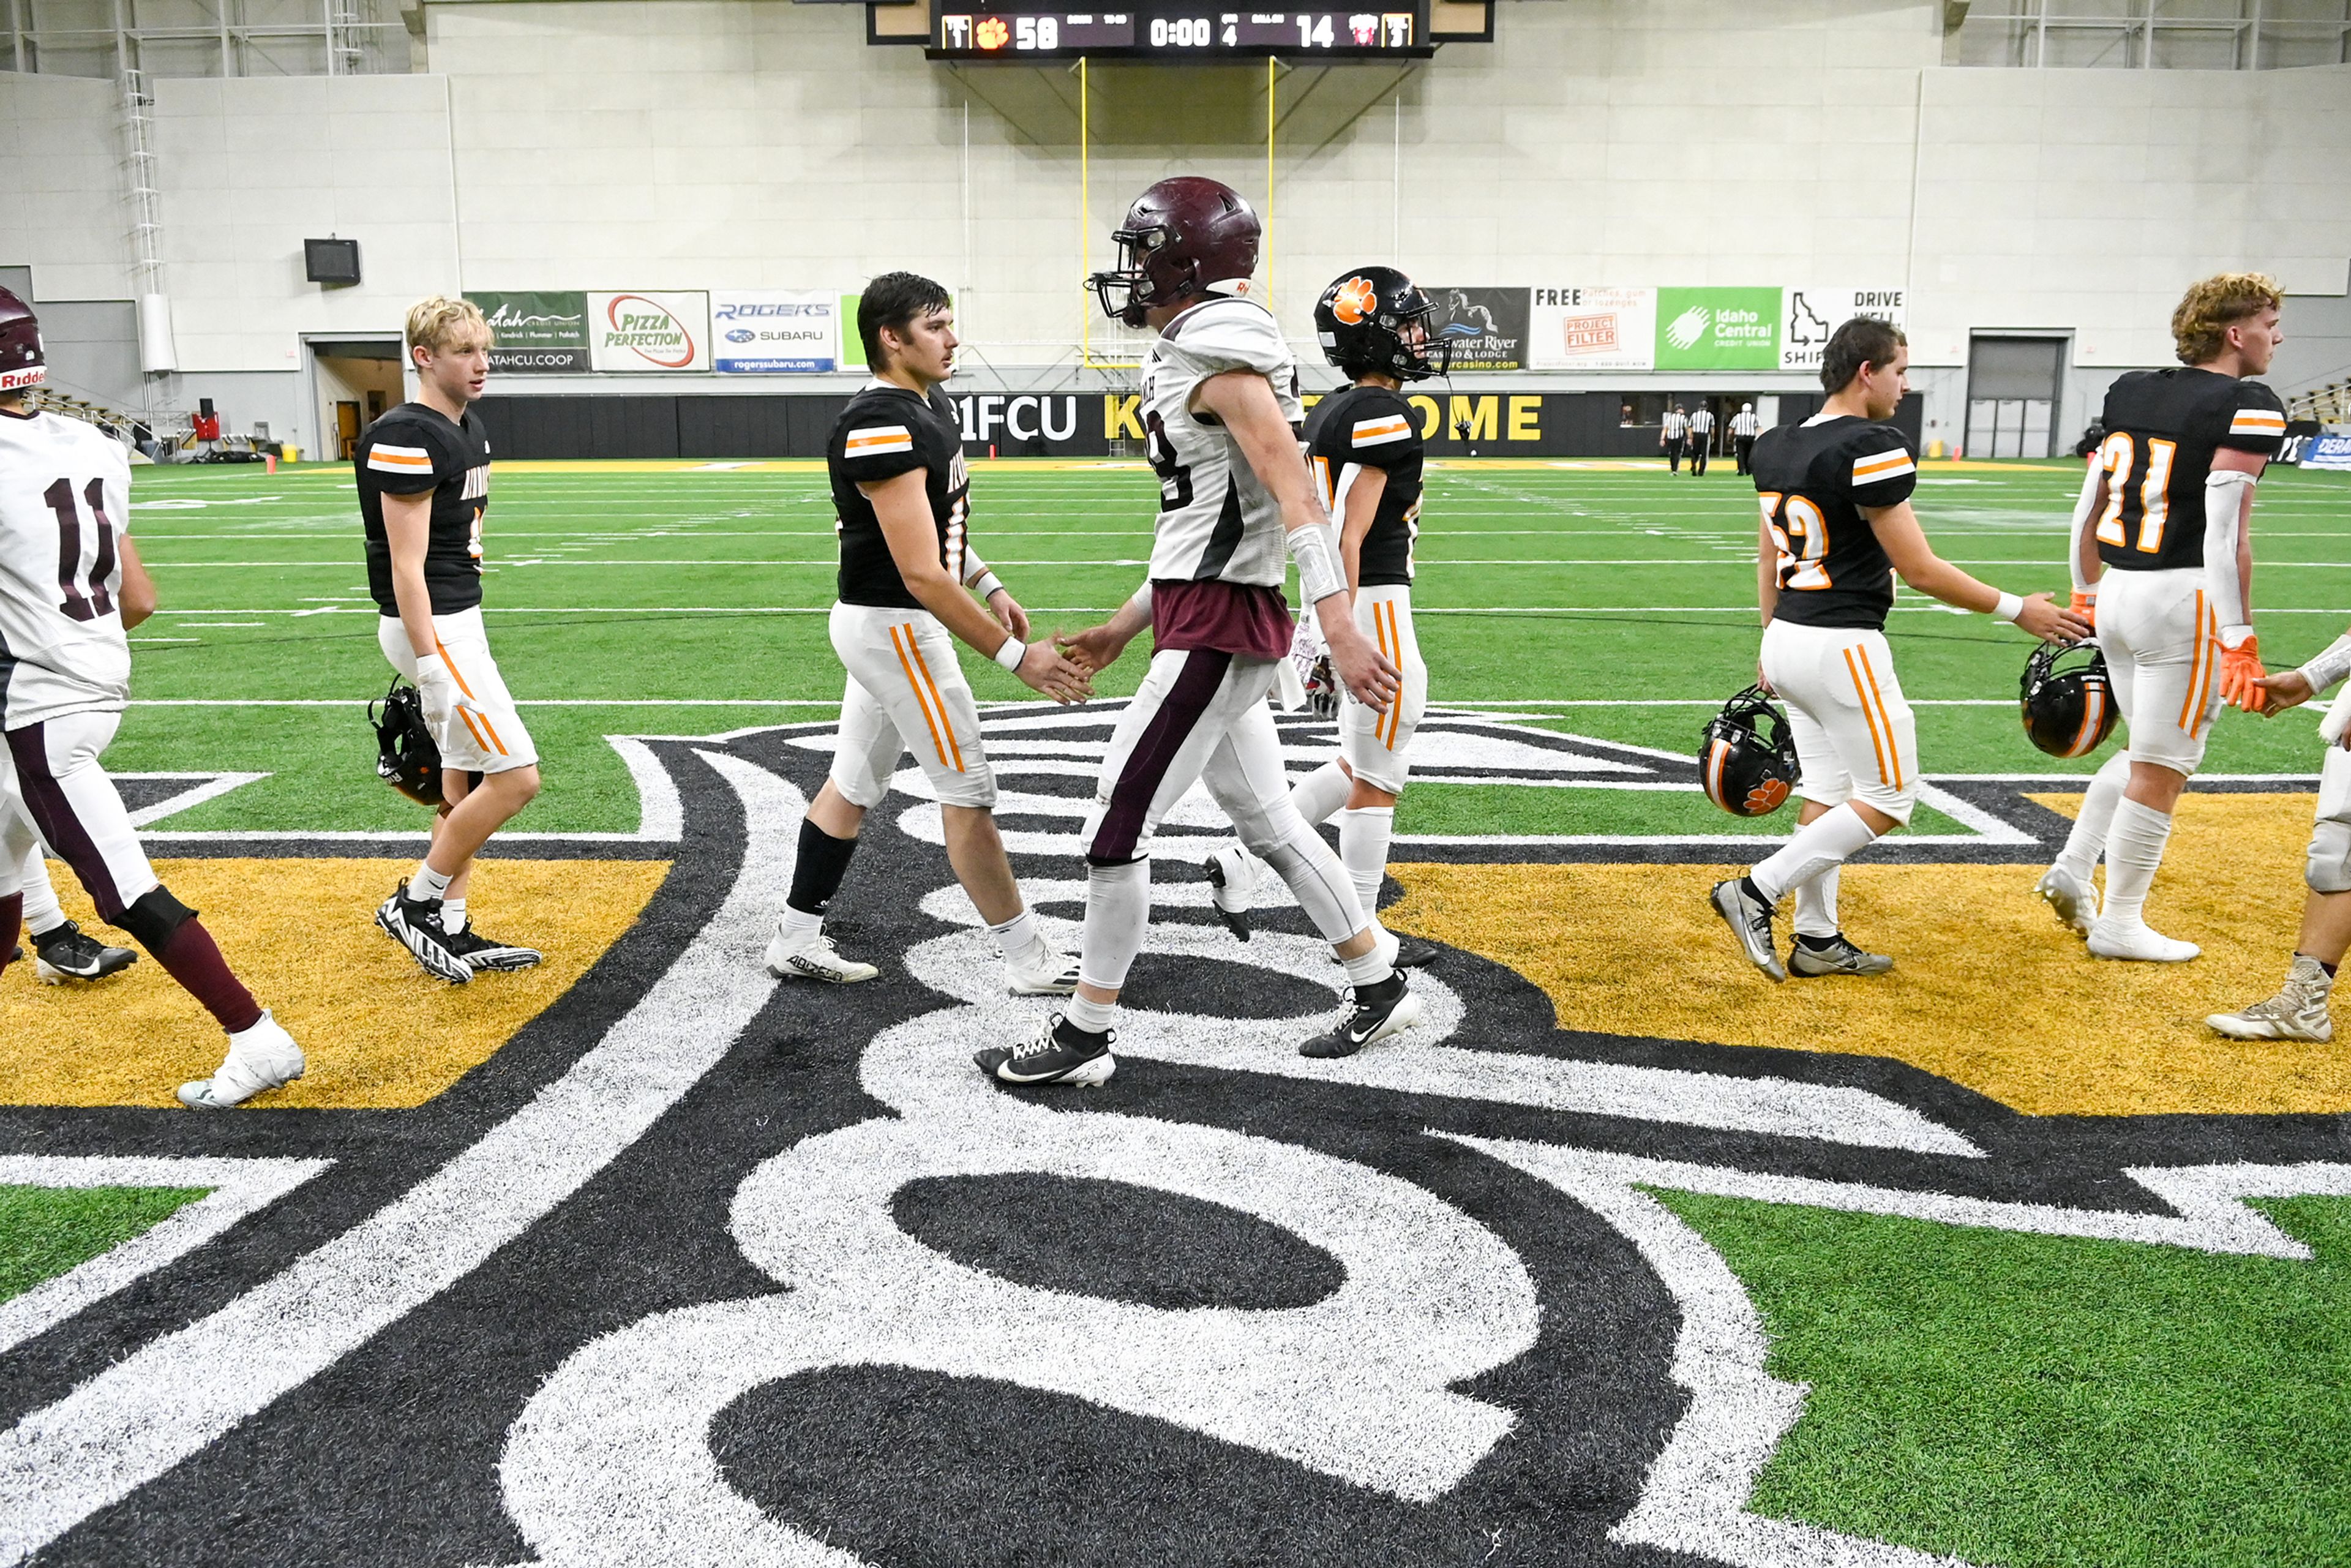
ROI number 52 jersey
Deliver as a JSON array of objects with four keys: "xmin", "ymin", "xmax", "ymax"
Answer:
[
  {"xmin": 1748, "ymin": 413, "xmax": 1919, "ymax": 631},
  {"xmin": 0, "ymin": 407, "xmax": 135, "ymax": 729}
]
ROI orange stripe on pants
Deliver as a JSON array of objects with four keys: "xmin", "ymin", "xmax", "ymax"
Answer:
[
  {"xmin": 1845, "ymin": 648, "xmax": 1894, "ymax": 787},
  {"xmin": 891, "ymin": 625, "xmax": 962, "ymax": 773}
]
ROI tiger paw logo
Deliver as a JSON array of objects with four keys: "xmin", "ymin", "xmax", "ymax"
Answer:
[
  {"xmin": 1745, "ymin": 778, "xmax": 1790, "ymax": 814},
  {"xmin": 1332, "ymin": 276, "xmax": 1378, "ymax": 326}
]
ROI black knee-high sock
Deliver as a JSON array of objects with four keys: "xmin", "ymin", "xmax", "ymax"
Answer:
[{"xmin": 787, "ymin": 820, "xmax": 860, "ymax": 917}]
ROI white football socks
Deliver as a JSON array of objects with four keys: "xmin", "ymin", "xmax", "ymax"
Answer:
[
  {"xmin": 1338, "ymin": 806, "xmax": 1394, "ymax": 914},
  {"xmin": 1792, "ymin": 866, "xmax": 1840, "ymax": 939},
  {"xmin": 18, "ymin": 849, "xmax": 64, "ymax": 937},
  {"xmin": 412, "ymin": 863, "xmax": 454, "ymax": 902},
  {"xmin": 1750, "ymin": 803, "xmax": 1880, "ymax": 905},
  {"xmin": 440, "ymin": 898, "xmax": 468, "ymax": 936},
  {"xmin": 1290, "ymin": 762, "xmax": 1351, "ymax": 828},
  {"xmin": 1340, "ymin": 938, "xmax": 1396, "ymax": 989},
  {"xmin": 1078, "ymin": 857, "xmax": 1151, "ymax": 997},
  {"xmin": 776, "ymin": 902, "xmax": 823, "ymax": 939},
  {"xmin": 1259, "ymin": 833, "xmax": 1367, "ymax": 947},
  {"xmin": 2055, "ymin": 749, "xmax": 2131, "ymax": 882},
  {"xmin": 987, "ymin": 906, "xmax": 1051, "ymax": 966},
  {"xmin": 2100, "ymin": 798, "xmax": 2173, "ymax": 925}
]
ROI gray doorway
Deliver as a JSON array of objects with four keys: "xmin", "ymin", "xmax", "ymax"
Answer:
[{"xmin": 1966, "ymin": 335, "xmax": 2067, "ymax": 459}]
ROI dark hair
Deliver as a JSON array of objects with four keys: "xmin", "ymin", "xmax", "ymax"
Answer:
[
  {"xmin": 1820, "ymin": 317, "xmax": 1907, "ymax": 394},
  {"xmin": 858, "ymin": 272, "xmax": 951, "ymax": 370}
]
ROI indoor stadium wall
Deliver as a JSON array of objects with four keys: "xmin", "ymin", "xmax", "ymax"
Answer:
[{"xmin": 2, "ymin": 0, "xmax": 2344, "ymax": 461}]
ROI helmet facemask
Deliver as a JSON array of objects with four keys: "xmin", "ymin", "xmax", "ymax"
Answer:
[{"xmin": 1089, "ymin": 222, "xmax": 1189, "ymax": 328}]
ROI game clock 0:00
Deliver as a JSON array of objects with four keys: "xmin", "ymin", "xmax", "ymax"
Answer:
[{"xmin": 930, "ymin": 0, "xmax": 1433, "ymax": 58}]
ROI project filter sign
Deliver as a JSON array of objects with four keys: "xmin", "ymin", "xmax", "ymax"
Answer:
[
  {"xmin": 1654, "ymin": 287, "xmax": 1780, "ymax": 370},
  {"xmin": 1427, "ymin": 287, "xmax": 1529, "ymax": 372},
  {"xmin": 713, "ymin": 290, "xmax": 838, "ymax": 374},
  {"xmin": 1526, "ymin": 286, "xmax": 1657, "ymax": 371},
  {"xmin": 469, "ymin": 291, "xmax": 590, "ymax": 373},
  {"xmin": 1780, "ymin": 287, "xmax": 1905, "ymax": 373},
  {"xmin": 588, "ymin": 291, "xmax": 711, "ymax": 372}
]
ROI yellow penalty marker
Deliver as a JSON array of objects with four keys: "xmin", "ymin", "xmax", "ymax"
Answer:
[
  {"xmin": 1385, "ymin": 792, "xmax": 2339, "ymax": 1119},
  {"xmin": 0, "ymin": 858, "xmax": 668, "ymax": 1109}
]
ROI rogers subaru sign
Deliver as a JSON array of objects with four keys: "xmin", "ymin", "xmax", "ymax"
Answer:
[
  {"xmin": 711, "ymin": 289, "xmax": 838, "ymax": 374},
  {"xmin": 588, "ymin": 290, "xmax": 710, "ymax": 372}
]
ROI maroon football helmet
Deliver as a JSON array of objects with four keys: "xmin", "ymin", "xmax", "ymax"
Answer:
[
  {"xmin": 0, "ymin": 288, "xmax": 43, "ymax": 394},
  {"xmin": 1087, "ymin": 176, "xmax": 1263, "ymax": 328}
]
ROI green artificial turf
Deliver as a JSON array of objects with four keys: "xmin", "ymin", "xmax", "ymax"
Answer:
[
  {"xmin": 0, "ymin": 1184, "xmax": 212, "ymax": 1304},
  {"xmin": 1658, "ymin": 1190, "xmax": 2351, "ymax": 1568},
  {"xmin": 110, "ymin": 459, "xmax": 2351, "ymax": 835}
]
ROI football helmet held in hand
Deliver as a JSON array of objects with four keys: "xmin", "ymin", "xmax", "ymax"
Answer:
[
  {"xmin": 1699, "ymin": 685, "xmax": 1798, "ymax": 817},
  {"xmin": 2020, "ymin": 642, "xmax": 2117, "ymax": 759},
  {"xmin": 370, "ymin": 677, "xmax": 445, "ymax": 806}
]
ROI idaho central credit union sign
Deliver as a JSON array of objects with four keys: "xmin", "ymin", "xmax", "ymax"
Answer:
[
  {"xmin": 588, "ymin": 291, "xmax": 711, "ymax": 372},
  {"xmin": 711, "ymin": 290, "xmax": 838, "ymax": 374}
]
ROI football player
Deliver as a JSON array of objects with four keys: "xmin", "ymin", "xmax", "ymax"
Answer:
[
  {"xmin": 2035, "ymin": 273, "xmax": 2287, "ymax": 961},
  {"xmin": 766, "ymin": 271, "xmax": 1091, "ymax": 994},
  {"xmin": 361, "ymin": 296, "xmax": 544, "ymax": 984},
  {"xmin": 0, "ymin": 287, "xmax": 303, "ymax": 1107},
  {"xmin": 977, "ymin": 176, "xmax": 1418, "ymax": 1087},
  {"xmin": 2206, "ymin": 648, "xmax": 2351, "ymax": 1042},
  {"xmin": 4, "ymin": 822, "xmax": 137, "ymax": 981},
  {"xmin": 1711, "ymin": 317, "xmax": 2086, "ymax": 980},
  {"xmin": 1204, "ymin": 265, "xmax": 1442, "ymax": 969}
]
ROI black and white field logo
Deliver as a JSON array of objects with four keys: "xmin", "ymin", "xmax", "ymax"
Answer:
[{"xmin": 2, "ymin": 705, "xmax": 2344, "ymax": 1567}]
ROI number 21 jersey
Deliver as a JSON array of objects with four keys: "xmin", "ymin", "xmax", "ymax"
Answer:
[
  {"xmin": 2092, "ymin": 367, "xmax": 2285, "ymax": 574},
  {"xmin": 0, "ymin": 407, "xmax": 134, "ymax": 728}
]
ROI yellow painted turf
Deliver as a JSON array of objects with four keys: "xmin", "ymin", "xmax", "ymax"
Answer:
[
  {"xmin": 0, "ymin": 858, "xmax": 669, "ymax": 1109},
  {"xmin": 1385, "ymin": 792, "xmax": 2347, "ymax": 1118}
]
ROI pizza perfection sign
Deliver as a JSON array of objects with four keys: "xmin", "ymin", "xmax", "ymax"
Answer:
[{"xmin": 588, "ymin": 291, "xmax": 711, "ymax": 372}]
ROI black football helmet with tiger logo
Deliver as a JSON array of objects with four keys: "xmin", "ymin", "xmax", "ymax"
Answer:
[
  {"xmin": 370, "ymin": 677, "xmax": 445, "ymax": 806},
  {"xmin": 1700, "ymin": 685, "xmax": 1799, "ymax": 817},
  {"xmin": 2021, "ymin": 642, "xmax": 2118, "ymax": 759},
  {"xmin": 1313, "ymin": 266, "xmax": 1450, "ymax": 383}
]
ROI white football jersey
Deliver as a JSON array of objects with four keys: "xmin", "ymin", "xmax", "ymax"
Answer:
[
  {"xmin": 1139, "ymin": 296, "xmax": 1305, "ymax": 588},
  {"xmin": 0, "ymin": 410, "xmax": 134, "ymax": 728}
]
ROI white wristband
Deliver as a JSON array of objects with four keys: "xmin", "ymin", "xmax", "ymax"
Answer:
[
  {"xmin": 1288, "ymin": 519, "xmax": 1347, "ymax": 605},
  {"xmin": 1992, "ymin": 591, "xmax": 2024, "ymax": 624},
  {"xmin": 970, "ymin": 571, "xmax": 1004, "ymax": 601},
  {"xmin": 994, "ymin": 636, "xmax": 1026, "ymax": 672}
]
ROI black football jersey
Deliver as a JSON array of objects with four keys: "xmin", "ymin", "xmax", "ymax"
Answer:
[
  {"xmin": 1749, "ymin": 415, "xmax": 1918, "ymax": 631},
  {"xmin": 1302, "ymin": 385, "xmax": 1423, "ymax": 587},
  {"xmin": 2093, "ymin": 368, "xmax": 2285, "ymax": 573},
  {"xmin": 356, "ymin": 403, "xmax": 491, "ymax": 617},
  {"xmin": 829, "ymin": 382, "xmax": 970, "ymax": 611}
]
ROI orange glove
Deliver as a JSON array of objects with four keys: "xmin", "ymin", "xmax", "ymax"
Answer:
[
  {"xmin": 2219, "ymin": 632, "xmax": 2268, "ymax": 715},
  {"xmin": 2069, "ymin": 590, "xmax": 2096, "ymax": 631}
]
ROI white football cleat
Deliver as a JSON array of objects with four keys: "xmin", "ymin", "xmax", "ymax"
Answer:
[
  {"xmin": 2208, "ymin": 956, "xmax": 2334, "ymax": 1043},
  {"xmin": 763, "ymin": 922, "xmax": 879, "ymax": 984},
  {"xmin": 2087, "ymin": 917, "xmax": 2200, "ymax": 963},
  {"xmin": 1203, "ymin": 844, "xmax": 1258, "ymax": 940},
  {"xmin": 2034, "ymin": 865, "xmax": 2098, "ymax": 938},
  {"xmin": 177, "ymin": 1010, "xmax": 306, "ymax": 1109},
  {"xmin": 1005, "ymin": 943, "xmax": 1082, "ymax": 996}
]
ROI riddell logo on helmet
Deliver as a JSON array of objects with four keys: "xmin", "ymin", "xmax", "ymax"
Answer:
[
  {"xmin": 1332, "ymin": 276, "xmax": 1377, "ymax": 326},
  {"xmin": 0, "ymin": 364, "xmax": 44, "ymax": 391}
]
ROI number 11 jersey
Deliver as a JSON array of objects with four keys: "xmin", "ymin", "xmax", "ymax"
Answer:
[{"xmin": 0, "ymin": 407, "xmax": 134, "ymax": 729}]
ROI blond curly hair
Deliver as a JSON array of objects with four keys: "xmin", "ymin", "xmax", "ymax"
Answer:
[
  {"xmin": 405, "ymin": 295, "xmax": 490, "ymax": 358},
  {"xmin": 2171, "ymin": 272, "xmax": 2281, "ymax": 366}
]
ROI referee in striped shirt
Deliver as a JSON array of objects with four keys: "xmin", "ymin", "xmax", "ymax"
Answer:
[
  {"xmin": 1661, "ymin": 404, "xmax": 1690, "ymax": 474},
  {"xmin": 1688, "ymin": 404, "xmax": 1715, "ymax": 475},
  {"xmin": 1731, "ymin": 402, "xmax": 1761, "ymax": 475}
]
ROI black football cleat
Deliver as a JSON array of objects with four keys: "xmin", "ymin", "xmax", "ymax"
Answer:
[
  {"xmin": 376, "ymin": 880, "xmax": 473, "ymax": 984},
  {"xmin": 1299, "ymin": 972, "xmax": 1426, "ymax": 1059},
  {"xmin": 446, "ymin": 925, "xmax": 544, "ymax": 973},
  {"xmin": 32, "ymin": 920, "xmax": 139, "ymax": 984},
  {"xmin": 1391, "ymin": 936, "xmax": 1442, "ymax": 970},
  {"xmin": 1203, "ymin": 846, "xmax": 1253, "ymax": 941},
  {"xmin": 976, "ymin": 1015, "xmax": 1117, "ymax": 1087}
]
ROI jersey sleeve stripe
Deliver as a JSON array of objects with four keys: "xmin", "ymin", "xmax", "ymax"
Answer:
[
  {"xmin": 1352, "ymin": 416, "xmax": 1412, "ymax": 446},
  {"xmin": 844, "ymin": 426, "xmax": 915, "ymax": 454},
  {"xmin": 366, "ymin": 446, "xmax": 434, "ymax": 471},
  {"xmin": 1851, "ymin": 451, "xmax": 1915, "ymax": 481},
  {"xmin": 2230, "ymin": 410, "xmax": 2286, "ymax": 433}
]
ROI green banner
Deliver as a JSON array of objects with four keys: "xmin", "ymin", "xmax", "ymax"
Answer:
[
  {"xmin": 1653, "ymin": 287, "xmax": 1781, "ymax": 371},
  {"xmin": 467, "ymin": 291, "xmax": 590, "ymax": 373}
]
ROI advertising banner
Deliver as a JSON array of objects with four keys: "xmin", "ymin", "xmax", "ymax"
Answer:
[
  {"xmin": 1426, "ymin": 287, "xmax": 1529, "ymax": 372},
  {"xmin": 2299, "ymin": 432, "xmax": 2351, "ymax": 471},
  {"xmin": 469, "ymin": 291, "xmax": 590, "ymax": 373},
  {"xmin": 1779, "ymin": 287, "xmax": 1906, "ymax": 373},
  {"xmin": 1654, "ymin": 287, "xmax": 1781, "ymax": 371},
  {"xmin": 588, "ymin": 291, "xmax": 711, "ymax": 373},
  {"xmin": 713, "ymin": 290, "xmax": 838, "ymax": 374},
  {"xmin": 1526, "ymin": 286, "xmax": 1657, "ymax": 371}
]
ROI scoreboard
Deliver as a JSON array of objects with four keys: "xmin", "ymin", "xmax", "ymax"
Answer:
[{"xmin": 930, "ymin": 0, "xmax": 1433, "ymax": 58}]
